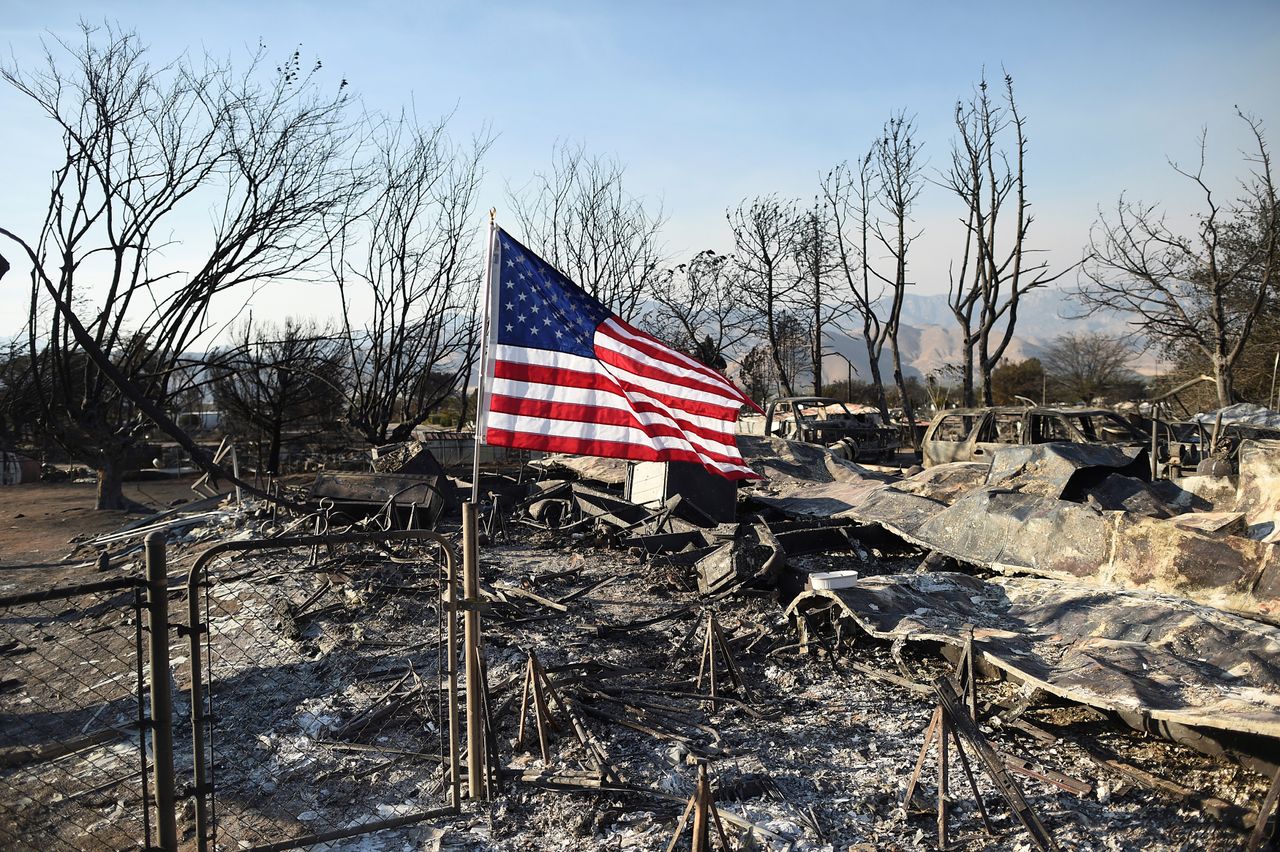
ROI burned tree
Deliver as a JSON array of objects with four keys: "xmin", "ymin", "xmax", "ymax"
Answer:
[
  {"xmin": 646, "ymin": 249, "xmax": 754, "ymax": 369},
  {"xmin": 729, "ymin": 196, "xmax": 805, "ymax": 396},
  {"xmin": 0, "ymin": 26, "xmax": 357, "ymax": 508},
  {"xmin": 331, "ymin": 114, "xmax": 490, "ymax": 446},
  {"xmin": 0, "ymin": 337, "xmax": 41, "ymax": 451},
  {"xmin": 507, "ymin": 142, "xmax": 665, "ymax": 320},
  {"xmin": 1078, "ymin": 111, "xmax": 1278, "ymax": 408},
  {"xmin": 737, "ymin": 343, "xmax": 777, "ymax": 404},
  {"xmin": 824, "ymin": 154, "xmax": 892, "ymax": 419},
  {"xmin": 945, "ymin": 73, "xmax": 1068, "ymax": 405},
  {"xmin": 1040, "ymin": 332, "xmax": 1138, "ymax": 404},
  {"xmin": 793, "ymin": 200, "xmax": 849, "ymax": 397},
  {"xmin": 870, "ymin": 113, "xmax": 924, "ymax": 443},
  {"xmin": 209, "ymin": 318, "xmax": 348, "ymax": 474}
]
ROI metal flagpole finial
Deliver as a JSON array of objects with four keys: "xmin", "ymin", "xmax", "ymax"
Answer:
[{"xmin": 489, "ymin": 207, "xmax": 496, "ymax": 223}]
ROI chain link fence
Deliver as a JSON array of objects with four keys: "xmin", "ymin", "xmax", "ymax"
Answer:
[
  {"xmin": 0, "ymin": 577, "xmax": 154, "ymax": 851},
  {"xmin": 185, "ymin": 531, "xmax": 460, "ymax": 851}
]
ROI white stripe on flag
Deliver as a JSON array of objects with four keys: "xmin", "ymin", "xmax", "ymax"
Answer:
[
  {"xmin": 598, "ymin": 318, "xmax": 739, "ymax": 391},
  {"xmin": 492, "ymin": 342, "xmax": 745, "ymax": 414},
  {"xmin": 594, "ymin": 326, "xmax": 748, "ymax": 407},
  {"xmin": 485, "ymin": 411, "xmax": 751, "ymax": 474},
  {"xmin": 489, "ymin": 377, "xmax": 742, "ymax": 456}
]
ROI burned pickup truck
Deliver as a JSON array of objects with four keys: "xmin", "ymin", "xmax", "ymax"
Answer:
[
  {"xmin": 737, "ymin": 396, "xmax": 901, "ymax": 462},
  {"xmin": 921, "ymin": 406, "xmax": 1152, "ymax": 468}
]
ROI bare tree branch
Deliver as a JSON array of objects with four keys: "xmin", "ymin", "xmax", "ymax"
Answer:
[
  {"xmin": 507, "ymin": 141, "xmax": 664, "ymax": 321},
  {"xmin": 1, "ymin": 24, "xmax": 357, "ymax": 508},
  {"xmin": 944, "ymin": 72, "xmax": 1071, "ymax": 405},
  {"xmin": 1077, "ymin": 110, "xmax": 1278, "ymax": 407}
]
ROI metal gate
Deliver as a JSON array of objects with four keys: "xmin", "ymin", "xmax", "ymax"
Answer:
[
  {"xmin": 183, "ymin": 530, "xmax": 461, "ymax": 851},
  {"xmin": 0, "ymin": 575, "xmax": 155, "ymax": 850}
]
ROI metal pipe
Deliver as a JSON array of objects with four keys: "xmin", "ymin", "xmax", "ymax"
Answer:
[
  {"xmin": 462, "ymin": 502, "xmax": 485, "ymax": 799},
  {"xmin": 145, "ymin": 532, "xmax": 179, "ymax": 851},
  {"xmin": 471, "ymin": 215, "xmax": 498, "ymax": 505},
  {"xmin": 245, "ymin": 806, "xmax": 458, "ymax": 852},
  {"xmin": 188, "ymin": 551, "xmax": 211, "ymax": 852},
  {"xmin": 447, "ymin": 537, "xmax": 461, "ymax": 808},
  {"xmin": 230, "ymin": 443, "xmax": 242, "ymax": 508},
  {"xmin": 133, "ymin": 585, "xmax": 153, "ymax": 852},
  {"xmin": 0, "ymin": 575, "xmax": 138, "ymax": 608}
]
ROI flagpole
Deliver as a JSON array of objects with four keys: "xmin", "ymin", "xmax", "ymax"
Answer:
[
  {"xmin": 472, "ymin": 209, "xmax": 497, "ymax": 505},
  {"xmin": 462, "ymin": 208, "xmax": 497, "ymax": 800}
]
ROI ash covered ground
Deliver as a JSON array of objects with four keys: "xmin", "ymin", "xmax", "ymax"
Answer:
[{"xmin": 2, "ymin": 462, "xmax": 1277, "ymax": 851}]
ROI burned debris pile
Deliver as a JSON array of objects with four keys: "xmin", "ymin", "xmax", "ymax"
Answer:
[{"xmin": 5, "ymin": 429, "xmax": 1280, "ymax": 850}]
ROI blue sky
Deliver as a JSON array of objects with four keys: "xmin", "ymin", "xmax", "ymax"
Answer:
[{"xmin": 2, "ymin": 1, "xmax": 1279, "ymax": 334}]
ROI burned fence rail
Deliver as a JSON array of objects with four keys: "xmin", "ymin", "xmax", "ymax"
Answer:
[
  {"xmin": 0, "ymin": 576, "xmax": 154, "ymax": 851},
  {"xmin": 184, "ymin": 530, "xmax": 461, "ymax": 852}
]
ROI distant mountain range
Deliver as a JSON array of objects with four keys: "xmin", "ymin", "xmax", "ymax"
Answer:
[{"xmin": 820, "ymin": 287, "xmax": 1160, "ymax": 383}]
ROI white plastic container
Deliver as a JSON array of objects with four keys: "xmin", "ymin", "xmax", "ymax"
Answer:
[{"xmin": 809, "ymin": 570, "xmax": 860, "ymax": 591}]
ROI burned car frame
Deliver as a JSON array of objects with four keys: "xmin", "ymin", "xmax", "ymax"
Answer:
[
  {"xmin": 921, "ymin": 406, "xmax": 1152, "ymax": 468},
  {"xmin": 737, "ymin": 396, "xmax": 901, "ymax": 461}
]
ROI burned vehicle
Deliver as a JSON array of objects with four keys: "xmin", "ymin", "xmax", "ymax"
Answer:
[
  {"xmin": 921, "ymin": 406, "xmax": 1151, "ymax": 467},
  {"xmin": 737, "ymin": 396, "xmax": 900, "ymax": 461}
]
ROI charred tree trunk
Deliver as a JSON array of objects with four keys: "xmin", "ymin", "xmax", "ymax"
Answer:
[
  {"xmin": 811, "ymin": 212, "xmax": 824, "ymax": 397},
  {"xmin": 267, "ymin": 420, "xmax": 284, "ymax": 475},
  {"xmin": 1214, "ymin": 354, "xmax": 1234, "ymax": 409},
  {"xmin": 890, "ymin": 346, "xmax": 917, "ymax": 447},
  {"xmin": 95, "ymin": 454, "xmax": 127, "ymax": 511},
  {"xmin": 864, "ymin": 336, "xmax": 890, "ymax": 421},
  {"xmin": 962, "ymin": 343, "xmax": 975, "ymax": 407},
  {"xmin": 769, "ymin": 326, "xmax": 796, "ymax": 397},
  {"xmin": 981, "ymin": 349, "xmax": 996, "ymax": 406}
]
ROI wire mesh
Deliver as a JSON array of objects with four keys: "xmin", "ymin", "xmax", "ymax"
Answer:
[
  {"xmin": 0, "ymin": 579, "xmax": 153, "ymax": 851},
  {"xmin": 189, "ymin": 536, "xmax": 454, "ymax": 850}
]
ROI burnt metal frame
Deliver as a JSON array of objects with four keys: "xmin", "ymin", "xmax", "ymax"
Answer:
[{"xmin": 184, "ymin": 529, "xmax": 462, "ymax": 852}]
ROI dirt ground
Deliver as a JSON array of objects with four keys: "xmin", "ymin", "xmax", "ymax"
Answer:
[{"xmin": 0, "ymin": 478, "xmax": 209, "ymax": 572}]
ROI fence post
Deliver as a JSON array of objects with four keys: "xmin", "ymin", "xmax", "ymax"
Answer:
[{"xmin": 145, "ymin": 532, "xmax": 180, "ymax": 851}]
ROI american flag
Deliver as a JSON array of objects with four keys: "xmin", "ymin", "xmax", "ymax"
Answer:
[{"xmin": 477, "ymin": 227, "xmax": 761, "ymax": 480}]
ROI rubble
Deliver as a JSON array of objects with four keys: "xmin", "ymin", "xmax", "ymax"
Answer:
[
  {"xmin": 528, "ymin": 453, "xmax": 627, "ymax": 486},
  {"xmin": 745, "ymin": 439, "xmax": 1280, "ymax": 622},
  {"xmin": 1192, "ymin": 403, "xmax": 1280, "ymax": 431},
  {"xmin": 787, "ymin": 571, "xmax": 1280, "ymax": 740},
  {"xmin": 1239, "ymin": 440, "xmax": 1280, "ymax": 542},
  {"xmin": 7, "ymin": 425, "xmax": 1280, "ymax": 850},
  {"xmin": 983, "ymin": 442, "xmax": 1149, "ymax": 500},
  {"xmin": 694, "ymin": 523, "xmax": 783, "ymax": 597},
  {"xmin": 308, "ymin": 470, "xmax": 454, "ymax": 529},
  {"xmin": 626, "ymin": 460, "xmax": 738, "ymax": 525},
  {"xmin": 370, "ymin": 439, "xmax": 451, "ymax": 479}
]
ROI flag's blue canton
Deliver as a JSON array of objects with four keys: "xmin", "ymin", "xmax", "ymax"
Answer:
[{"xmin": 494, "ymin": 231, "xmax": 610, "ymax": 359}]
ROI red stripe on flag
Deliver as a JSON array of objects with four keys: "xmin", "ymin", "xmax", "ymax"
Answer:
[
  {"xmin": 600, "ymin": 319, "xmax": 761, "ymax": 412},
  {"xmin": 493, "ymin": 359, "xmax": 742, "ymax": 420},
  {"xmin": 593, "ymin": 344, "xmax": 746, "ymax": 408},
  {"xmin": 485, "ymin": 427, "xmax": 761, "ymax": 480},
  {"xmin": 488, "ymin": 394, "xmax": 744, "ymax": 462}
]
